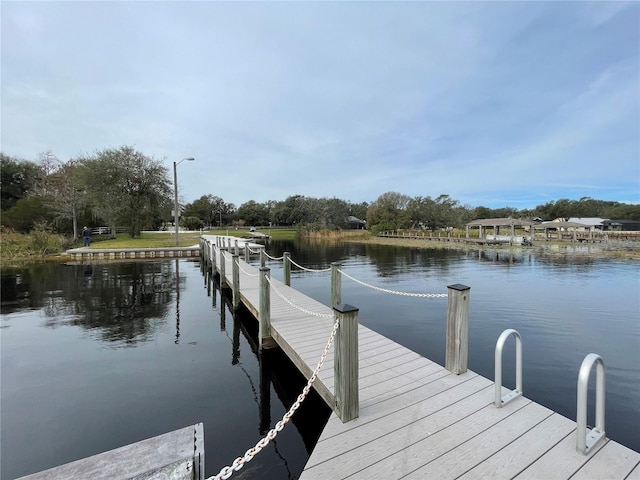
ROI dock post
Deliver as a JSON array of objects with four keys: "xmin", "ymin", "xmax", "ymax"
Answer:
[
  {"xmin": 220, "ymin": 249, "xmax": 226, "ymax": 287},
  {"xmin": 232, "ymin": 254, "xmax": 240, "ymax": 309},
  {"xmin": 334, "ymin": 303, "xmax": 359, "ymax": 422},
  {"xmin": 244, "ymin": 244, "xmax": 250, "ymax": 262},
  {"xmin": 259, "ymin": 267, "xmax": 275, "ymax": 350},
  {"xmin": 234, "ymin": 239, "xmax": 239, "ymax": 256},
  {"xmin": 211, "ymin": 244, "xmax": 216, "ymax": 275},
  {"xmin": 259, "ymin": 351, "xmax": 272, "ymax": 435},
  {"xmin": 260, "ymin": 247, "xmax": 266, "ymax": 267},
  {"xmin": 283, "ymin": 252, "xmax": 291, "ymax": 286},
  {"xmin": 331, "ymin": 262, "xmax": 342, "ymax": 307},
  {"xmin": 445, "ymin": 284, "xmax": 470, "ymax": 374}
]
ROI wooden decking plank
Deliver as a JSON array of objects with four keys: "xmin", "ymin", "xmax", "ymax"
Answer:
[
  {"xmin": 304, "ymin": 379, "xmax": 494, "ymax": 472},
  {"xmin": 318, "ymin": 371, "xmax": 486, "ymax": 439},
  {"xmin": 309, "ymin": 397, "xmax": 534, "ymax": 480},
  {"xmin": 513, "ymin": 431, "xmax": 609, "ymax": 479},
  {"xmin": 626, "ymin": 463, "xmax": 640, "ymax": 479},
  {"xmin": 457, "ymin": 413, "xmax": 576, "ymax": 479},
  {"xmin": 400, "ymin": 402, "xmax": 553, "ymax": 479},
  {"xmin": 571, "ymin": 441, "xmax": 640, "ymax": 480},
  {"xmin": 323, "ymin": 355, "xmax": 436, "ymax": 392},
  {"xmin": 344, "ymin": 400, "xmax": 538, "ymax": 479},
  {"xmin": 359, "ymin": 366, "xmax": 451, "ymax": 407}
]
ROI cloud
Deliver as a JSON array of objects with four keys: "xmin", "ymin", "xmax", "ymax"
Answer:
[{"xmin": 1, "ymin": 1, "xmax": 638, "ymax": 209}]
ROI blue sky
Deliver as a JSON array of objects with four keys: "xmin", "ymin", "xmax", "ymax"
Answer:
[{"xmin": 2, "ymin": 1, "xmax": 638, "ymax": 210}]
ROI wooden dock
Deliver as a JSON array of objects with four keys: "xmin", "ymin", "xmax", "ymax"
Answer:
[
  {"xmin": 202, "ymin": 235, "xmax": 640, "ymax": 480},
  {"xmin": 18, "ymin": 423, "xmax": 204, "ymax": 480}
]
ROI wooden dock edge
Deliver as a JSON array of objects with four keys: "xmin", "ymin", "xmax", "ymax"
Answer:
[{"xmin": 17, "ymin": 423, "xmax": 204, "ymax": 480}]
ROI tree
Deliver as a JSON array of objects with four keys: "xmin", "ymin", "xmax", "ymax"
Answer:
[
  {"xmin": 78, "ymin": 146, "xmax": 171, "ymax": 237},
  {"xmin": 37, "ymin": 152, "xmax": 86, "ymax": 241},
  {"xmin": 407, "ymin": 196, "xmax": 436, "ymax": 230},
  {"xmin": 367, "ymin": 192, "xmax": 411, "ymax": 232},
  {"xmin": 0, "ymin": 154, "xmax": 42, "ymax": 211},
  {"xmin": 1, "ymin": 197, "xmax": 52, "ymax": 233},
  {"xmin": 604, "ymin": 204, "xmax": 640, "ymax": 221},
  {"xmin": 272, "ymin": 195, "xmax": 312, "ymax": 226},
  {"xmin": 237, "ymin": 200, "xmax": 270, "ymax": 226}
]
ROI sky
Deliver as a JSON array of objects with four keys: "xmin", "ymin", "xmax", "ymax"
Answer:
[{"xmin": 2, "ymin": 1, "xmax": 639, "ymax": 210}]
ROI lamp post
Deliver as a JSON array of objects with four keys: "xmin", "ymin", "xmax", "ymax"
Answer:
[{"xmin": 173, "ymin": 157, "xmax": 195, "ymax": 246}]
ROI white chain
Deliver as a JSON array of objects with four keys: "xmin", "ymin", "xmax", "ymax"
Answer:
[
  {"xmin": 209, "ymin": 317, "xmax": 340, "ymax": 480},
  {"xmin": 264, "ymin": 252, "xmax": 284, "ymax": 261},
  {"xmin": 338, "ymin": 269, "xmax": 447, "ymax": 298},
  {"xmin": 248, "ymin": 246, "xmax": 262, "ymax": 254},
  {"xmin": 288, "ymin": 257, "xmax": 332, "ymax": 273},
  {"xmin": 266, "ymin": 276, "xmax": 334, "ymax": 319},
  {"xmin": 235, "ymin": 259, "xmax": 259, "ymax": 277}
]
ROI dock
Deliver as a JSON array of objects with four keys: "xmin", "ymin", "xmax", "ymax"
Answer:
[
  {"xmin": 201, "ymin": 235, "xmax": 640, "ymax": 480},
  {"xmin": 66, "ymin": 245, "xmax": 201, "ymax": 261},
  {"xmin": 18, "ymin": 424, "xmax": 204, "ymax": 480}
]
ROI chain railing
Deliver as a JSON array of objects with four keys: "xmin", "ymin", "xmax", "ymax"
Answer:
[
  {"xmin": 265, "ymin": 276, "xmax": 334, "ymax": 319},
  {"xmin": 209, "ymin": 317, "xmax": 339, "ymax": 480},
  {"xmin": 263, "ymin": 251, "xmax": 284, "ymax": 261},
  {"xmin": 288, "ymin": 257, "xmax": 332, "ymax": 273},
  {"xmin": 235, "ymin": 259, "xmax": 259, "ymax": 277},
  {"xmin": 338, "ymin": 269, "xmax": 447, "ymax": 298}
]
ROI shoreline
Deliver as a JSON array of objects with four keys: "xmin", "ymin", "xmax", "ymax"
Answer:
[{"xmin": 342, "ymin": 234, "xmax": 640, "ymax": 261}]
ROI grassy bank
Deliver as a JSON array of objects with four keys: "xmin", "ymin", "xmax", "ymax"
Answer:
[{"xmin": 1, "ymin": 228, "xmax": 71, "ymax": 265}]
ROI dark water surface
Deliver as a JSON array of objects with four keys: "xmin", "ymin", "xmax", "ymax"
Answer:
[{"xmin": 1, "ymin": 241, "xmax": 639, "ymax": 479}]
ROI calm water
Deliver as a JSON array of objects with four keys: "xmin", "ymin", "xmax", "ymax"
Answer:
[{"xmin": 1, "ymin": 242, "xmax": 639, "ymax": 479}]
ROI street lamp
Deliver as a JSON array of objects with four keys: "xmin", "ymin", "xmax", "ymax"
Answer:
[{"xmin": 173, "ymin": 157, "xmax": 195, "ymax": 246}]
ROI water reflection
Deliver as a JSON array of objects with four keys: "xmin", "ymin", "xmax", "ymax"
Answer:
[
  {"xmin": 1, "ymin": 260, "xmax": 330, "ymax": 480},
  {"xmin": 1, "ymin": 262, "xmax": 180, "ymax": 347}
]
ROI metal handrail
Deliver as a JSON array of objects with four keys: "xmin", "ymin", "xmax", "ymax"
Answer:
[
  {"xmin": 577, "ymin": 353, "xmax": 606, "ymax": 455},
  {"xmin": 494, "ymin": 329, "xmax": 522, "ymax": 407}
]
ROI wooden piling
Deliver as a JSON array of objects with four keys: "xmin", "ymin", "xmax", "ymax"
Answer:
[
  {"xmin": 232, "ymin": 254, "xmax": 240, "ymax": 309},
  {"xmin": 259, "ymin": 267, "xmax": 275, "ymax": 350},
  {"xmin": 334, "ymin": 303, "xmax": 359, "ymax": 422},
  {"xmin": 283, "ymin": 252, "xmax": 291, "ymax": 286},
  {"xmin": 331, "ymin": 262, "xmax": 342, "ymax": 308},
  {"xmin": 219, "ymin": 249, "xmax": 226, "ymax": 287},
  {"xmin": 445, "ymin": 284, "xmax": 470, "ymax": 374}
]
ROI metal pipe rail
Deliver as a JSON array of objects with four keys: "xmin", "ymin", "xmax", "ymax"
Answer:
[
  {"xmin": 577, "ymin": 353, "xmax": 606, "ymax": 455},
  {"xmin": 494, "ymin": 329, "xmax": 523, "ymax": 407}
]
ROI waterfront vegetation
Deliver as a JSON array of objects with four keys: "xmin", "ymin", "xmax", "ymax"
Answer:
[
  {"xmin": 3, "ymin": 151, "xmax": 639, "ymax": 245},
  {"xmin": 3, "ymin": 225, "xmax": 640, "ymax": 266}
]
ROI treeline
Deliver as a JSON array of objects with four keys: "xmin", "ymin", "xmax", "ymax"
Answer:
[
  {"xmin": 2, "ymin": 148, "xmax": 639, "ymax": 238},
  {"xmin": 1, "ymin": 147, "xmax": 170, "ymax": 239}
]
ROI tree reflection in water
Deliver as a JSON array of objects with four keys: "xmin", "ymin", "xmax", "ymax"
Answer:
[{"xmin": 1, "ymin": 261, "xmax": 179, "ymax": 347}]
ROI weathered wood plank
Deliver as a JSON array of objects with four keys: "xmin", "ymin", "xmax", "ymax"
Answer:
[{"xmin": 17, "ymin": 424, "xmax": 204, "ymax": 480}]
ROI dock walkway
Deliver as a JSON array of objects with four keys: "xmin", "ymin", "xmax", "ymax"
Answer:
[{"xmin": 202, "ymin": 237, "xmax": 639, "ymax": 480}]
